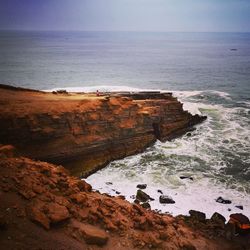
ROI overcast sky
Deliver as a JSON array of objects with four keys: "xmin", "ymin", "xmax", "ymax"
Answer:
[{"xmin": 0, "ymin": 0, "xmax": 250, "ymax": 32}]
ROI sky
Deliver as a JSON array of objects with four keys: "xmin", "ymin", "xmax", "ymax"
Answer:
[{"xmin": 0, "ymin": 0, "xmax": 250, "ymax": 32}]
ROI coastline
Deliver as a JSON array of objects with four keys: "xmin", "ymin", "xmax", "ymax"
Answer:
[
  {"xmin": 0, "ymin": 84, "xmax": 206, "ymax": 177},
  {"xmin": 0, "ymin": 84, "xmax": 249, "ymax": 249}
]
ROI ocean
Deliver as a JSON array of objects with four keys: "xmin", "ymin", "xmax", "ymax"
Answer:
[{"xmin": 0, "ymin": 31, "xmax": 249, "ymax": 218}]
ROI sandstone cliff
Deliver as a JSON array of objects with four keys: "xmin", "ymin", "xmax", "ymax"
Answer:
[
  {"xmin": 0, "ymin": 85, "xmax": 205, "ymax": 176},
  {"xmin": 0, "ymin": 85, "xmax": 249, "ymax": 249}
]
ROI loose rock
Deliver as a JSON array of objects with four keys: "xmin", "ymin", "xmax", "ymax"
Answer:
[
  {"xmin": 189, "ymin": 210, "xmax": 206, "ymax": 222},
  {"xmin": 105, "ymin": 182, "xmax": 113, "ymax": 185},
  {"xmin": 216, "ymin": 196, "xmax": 231, "ymax": 204},
  {"xmin": 141, "ymin": 202, "xmax": 151, "ymax": 209},
  {"xmin": 159, "ymin": 195, "xmax": 175, "ymax": 204},
  {"xmin": 136, "ymin": 184, "xmax": 147, "ymax": 189},
  {"xmin": 210, "ymin": 212, "xmax": 226, "ymax": 224},
  {"xmin": 47, "ymin": 203, "xmax": 70, "ymax": 224},
  {"xmin": 136, "ymin": 190, "xmax": 152, "ymax": 202},
  {"xmin": 235, "ymin": 205, "xmax": 243, "ymax": 210},
  {"xmin": 180, "ymin": 176, "xmax": 193, "ymax": 181},
  {"xmin": 71, "ymin": 220, "xmax": 108, "ymax": 246}
]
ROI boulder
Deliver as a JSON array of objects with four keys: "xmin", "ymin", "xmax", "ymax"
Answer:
[
  {"xmin": 141, "ymin": 202, "xmax": 151, "ymax": 209},
  {"xmin": 229, "ymin": 213, "xmax": 250, "ymax": 236},
  {"xmin": 189, "ymin": 210, "xmax": 206, "ymax": 222},
  {"xmin": 180, "ymin": 176, "xmax": 193, "ymax": 181},
  {"xmin": 216, "ymin": 196, "xmax": 231, "ymax": 204},
  {"xmin": 83, "ymin": 225, "xmax": 109, "ymax": 246},
  {"xmin": 28, "ymin": 201, "xmax": 50, "ymax": 230},
  {"xmin": 70, "ymin": 193, "xmax": 87, "ymax": 204},
  {"xmin": 159, "ymin": 195, "xmax": 175, "ymax": 204},
  {"xmin": 71, "ymin": 220, "xmax": 108, "ymax": 246},
  {"xmin": 210, "ymin": 212, "xmax": 226, "ymax": 224},
  {"xmin": 136, "ymin": 184, "xmax": 147, "ymax": 189},
  {"xmin": 230, "ymin": 213, "xmax": 250, "ymax": 224},
  {"xmin": 136, "ymin": 190, "xmax": 152, "ymax": 202},
  {"xmin": 235, "ymin": 205, "xmax": 243, "ymax": 210},
  {"xmin": 46, "ymin": 203, "xmax": 70, "ymax": 224}
]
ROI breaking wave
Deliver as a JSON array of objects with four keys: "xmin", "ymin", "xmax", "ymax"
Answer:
[{"xmin": 84, "ymin": 87, "xmax": 250, "ymax": 218}]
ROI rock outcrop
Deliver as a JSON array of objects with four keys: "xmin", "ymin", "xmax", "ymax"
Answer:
[
  {"xmin": 1, "ymin": 150, "xmax": 248, "ymax": 250},
  {"xmin": 0, "ymin": 84, "xmax": 206, "ymax": 177}
]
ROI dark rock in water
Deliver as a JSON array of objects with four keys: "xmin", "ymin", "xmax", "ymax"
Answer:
[
  {"xmin": 136, "ymin": 184, "xmax": 147, "ymax": 189},
  {"xmin": 136, "ymin": 189, "xmax": 152, "ymax": 202},
  {"xmin": 130, "ymin": 195, "xmax": 135, "ymax": 199},
  {"xmin": 189, "ymin": 210, "xmax": 206, "ymax": 222},
  {"xmin": 159, "ymin": 195, "xmax": 175, "ymax": 204},
  {"xmin": 105, "ymin": 182, "xmax": 113, "ymax": 185},
  {"xmin": 115, "ymin": 191, "xmax": 121, "ymax": 195},
  {"xmin": 235, "ymin": 205, "xmax": 243, "ymax": 210},
  {"xmin": 222, "ymin": 139, "xmax": 229, "ymax": 144},
  {"xmin": 134, "ymin": 199, "xmax": 140, "ymax": 204},
  {"xmin": 210, "ymin": 212, "xmax": 226, "ymax": 224},
  {"xmin": 180, "ymin": 176, "xmax": 193, "ymax": 181},
  {"xmin": 186, "ymin": 132, "xmax": 192, "ymax": 137},
  {"xmin": 157, "ymin": 189, "xmax": 163, "ymax": 194},
  {"xmin": 216, "ymin": 196, "xmax": 232, "ymax": 204},
  {"xmin": 228, "ymin": 208, "xmax": 231, "ymax": 212},
  {"xmin": 141, "ymin": 202, "xmax": 151, "ymax": 209}
]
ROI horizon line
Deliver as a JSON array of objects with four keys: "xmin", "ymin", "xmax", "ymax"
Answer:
[{"xmin": 0, "ymin": 29, "xmax": 250, "ymax": 34}]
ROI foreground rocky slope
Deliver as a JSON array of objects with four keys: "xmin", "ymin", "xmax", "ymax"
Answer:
[
  {"xmin": 1, "ymin": 147, "xmax": 248, "ymax": 250},
  {"xmin": 0, "ymin": 84, "xmax": 205, "ymax": 176}
]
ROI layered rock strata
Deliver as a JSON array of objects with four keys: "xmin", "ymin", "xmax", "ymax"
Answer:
[{"xmin": 0, "ymin": 85, "xmax": 206, "ymax": 176}]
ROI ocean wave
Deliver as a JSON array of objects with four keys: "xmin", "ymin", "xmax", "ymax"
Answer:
[{"xmin": 85, "ymin": 88, "xmax": 249, "ymax": 218}]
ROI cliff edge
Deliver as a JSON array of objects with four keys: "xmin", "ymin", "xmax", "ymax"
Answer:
[{"xmin": 0, "ymin": 85, "xmax": 205, "ymax": 177}]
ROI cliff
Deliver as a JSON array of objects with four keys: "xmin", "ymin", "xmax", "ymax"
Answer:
[
  {"xmin": 0, "ymin": 85, "xmax": 205, "ymax": 177},
  {"xmin": 0, "ymin": 85, "xmax": 249, "ymax": 249}
]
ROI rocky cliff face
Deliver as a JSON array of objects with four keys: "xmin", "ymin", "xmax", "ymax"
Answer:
[
  {"xmin": 0, "ymin": 86, "xmax": 248, "ymax": 249},
  {"xmin": 0, "ymin": 85, "xmax": 206, "ymax": 176}
]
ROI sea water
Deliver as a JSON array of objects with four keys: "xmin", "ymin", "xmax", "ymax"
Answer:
[{"xmin": 0, "ymin": 31, "xmax": 249, "ymax": 218}]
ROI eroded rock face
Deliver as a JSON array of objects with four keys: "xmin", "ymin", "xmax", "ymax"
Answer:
[{"xmin": 0, "ymin": 85, "xmax": 206, "ymax": 176}]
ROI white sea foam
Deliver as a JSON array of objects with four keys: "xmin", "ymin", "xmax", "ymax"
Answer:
[
  {"xmin": 85, "ymin": 88, "xmax": 249, "ymax": 219},
  {"xmin": 86, "ymin": 165, "xmax": 250, "ymax": 219},
  {"xmin": 172, "ymin": 90, "xmax": 231, "ymax": 100},
  {"xmin": 44, "ymin": 84, "xmax": 249, "ymax": 218}
]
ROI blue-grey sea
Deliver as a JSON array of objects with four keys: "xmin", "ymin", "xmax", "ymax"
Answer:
[{"xmin": 0, "ymin": 31, "xmax": 249, "ymax": 217}]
